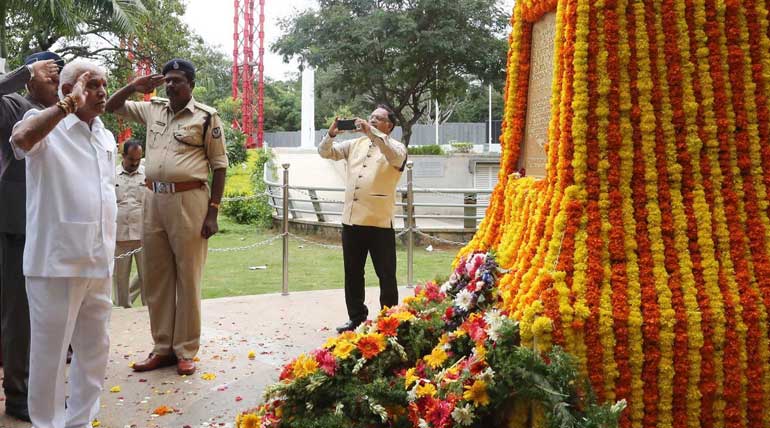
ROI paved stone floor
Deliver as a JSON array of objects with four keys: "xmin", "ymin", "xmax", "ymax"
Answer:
[{"xmin": 0, "ymin": 286, "xmax": 407, "ymax": 428}]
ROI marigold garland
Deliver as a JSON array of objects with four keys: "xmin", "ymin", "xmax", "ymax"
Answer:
[{"xmin": 459, "ymin": 0, "xmax": 770, "ymax": 427}]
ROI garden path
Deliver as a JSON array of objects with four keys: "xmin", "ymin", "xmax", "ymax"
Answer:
[{"xmin": 0, "ymin": 286, "xmax": 408, "ymax": 428}]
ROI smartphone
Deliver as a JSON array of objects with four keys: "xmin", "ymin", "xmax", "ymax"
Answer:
[{"xmin": 336, "ymin": 118, "xmax": 357, "ymax": 131}]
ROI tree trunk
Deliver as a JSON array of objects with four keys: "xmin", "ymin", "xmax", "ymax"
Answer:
[
  {"xmin": 0, "ymin": 4, "xmax": 7, "ymax": 63},
  {"xmin": 401, "ymin": 122, "xmax": 413, "ymax": 147}
]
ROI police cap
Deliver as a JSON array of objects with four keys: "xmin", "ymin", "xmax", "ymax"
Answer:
[
  {"xmin": 161, "ymin": 58, "xmax": 195, "ymax": 82},
  {"xmin": 24, "ymin": 51, "xmax": 64, "ymax": 71}
]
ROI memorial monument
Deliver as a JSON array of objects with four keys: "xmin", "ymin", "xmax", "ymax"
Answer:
[{"xmin": 460, "ymin": 0, "xmax": 770, "ymax": 426}]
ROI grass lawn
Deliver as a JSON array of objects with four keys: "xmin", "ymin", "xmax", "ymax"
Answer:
[{"xmin": 199, "ymin": 218, "xmax": 460, "ymax": 299}]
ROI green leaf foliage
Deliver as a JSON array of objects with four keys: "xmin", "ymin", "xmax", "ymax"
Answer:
[
  {"xmin": 408, "ymin": 144, "xmax": 444, "ymax": 155},
  {"xmin": 272, "ymin": 0, "xmax": 509, "ymax": 145}
]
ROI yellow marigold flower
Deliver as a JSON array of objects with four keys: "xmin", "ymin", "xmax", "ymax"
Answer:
[
  {"xmin": 438, "ymin": 334, "xmax": 450, "ymax": 346},
  {"xmin": 338, "ymin": 331, "xmax": 359, "ymax": 343},
  {"xmin": 247, "ymin": 350, "xmax": 256, "ymax": 360},
  {"xmin": 463, "ymin": 380, "xmax": 490, "ymax": 406},
  {"xmin": 404, "ymin": 367, "xmax": 419, "ymax": 389},
  {"xmin": 201, "ymin": 373, "xmax": 216, "ymax": 381},
  {"xmin": 332, "ymin": 340, "xmax": 356, "ymax": 359},
  {"xmin": 292, "ymin": 353, "xmax": 319, "ymax": 378},
  {"xmin": 91, "ymin": 420, "xmax": 101, "ymax": 427},
  {"xmin": 415, "ymin": 382, "xmax": 437, "ymax": 397},
  {"xmin": 424, "ymin": 346, "xmax": 449, "ymax": 369},
  {"xmin": 109, "ymin": 385, "xmax": 121, "ymax": 393},
  {"xmin": 237, "ymin": 413, "xmax": 262, "ymax": 428},
  {"xmin": 453, "ymin": 329, "xmax": 467, "ymax": 338},
  {"xmin": 392, "ymin": 311, "xmax": 415, "ymax": 322},
  {"xmin": 323, "ymin": 336, "xmax": 339, "ymax": 349}
]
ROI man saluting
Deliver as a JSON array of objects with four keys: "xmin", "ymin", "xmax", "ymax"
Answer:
[{"xmin": 106, "ymin": 58, "xmax": 227, "ymax": 376}]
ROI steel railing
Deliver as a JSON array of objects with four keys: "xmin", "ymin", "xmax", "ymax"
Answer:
[{"xmin": 263, "ymin": 161, "xmax": 492, "ymax": 288}]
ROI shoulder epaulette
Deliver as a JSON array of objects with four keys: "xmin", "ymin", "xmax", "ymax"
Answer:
[
  {"xmin": 194, "ymin": 102, "xmax": 217, "ymax": 115},
  {"xmin": 150, "ymin": 97, "xmax": 169, "ymax": 104}
]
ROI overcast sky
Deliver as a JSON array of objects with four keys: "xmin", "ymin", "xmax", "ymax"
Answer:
[{"xmin": 182, "ymin": 0, "xmax": 516, "ymax": 81}]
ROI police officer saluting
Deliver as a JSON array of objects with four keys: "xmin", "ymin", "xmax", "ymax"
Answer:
[{"xmin": 105, "ymin": 59, "xmax": 227, "ymax": 376}]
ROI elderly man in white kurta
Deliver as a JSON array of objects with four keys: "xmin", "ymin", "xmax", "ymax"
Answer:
[{"xmin": 10, "ymin": 59, "xmax": 115, "ymax": 428}]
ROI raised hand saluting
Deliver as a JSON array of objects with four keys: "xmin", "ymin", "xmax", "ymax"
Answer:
[{"xmin": 130, "ymin": 74, "xmax": 165, "ymax": 94}]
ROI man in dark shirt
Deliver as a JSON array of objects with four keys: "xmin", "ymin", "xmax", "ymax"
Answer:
[{"xmin": 0, "ymin": 51, "xmax": 61, "ymax": 422}]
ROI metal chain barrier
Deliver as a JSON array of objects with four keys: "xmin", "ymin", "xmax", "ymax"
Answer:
[
  {"xmin": 114, "ymin": 246, "xmax": 144, "ymax": 260},
  {"xmin": 287, "ymin": 232, "xmax": 343, "ymax": 250},
  {"xmin": 208, "ymin": 234, "xmax": 283, "ymax": 252},
  {"xmin": 412, "ymin": 228, "xmax": 469, "ymax": 247},
  {"xmin": 112, "ymin": 234, "xmax": 283, "ymax": 260}
]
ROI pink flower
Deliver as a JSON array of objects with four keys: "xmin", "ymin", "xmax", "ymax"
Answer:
[{"xmin": 311, "ymin": 349, "xmax": 337, "ymax": 376}]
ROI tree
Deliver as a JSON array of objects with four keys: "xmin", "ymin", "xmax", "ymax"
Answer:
[
  {"xmin": 273, "ymin": 0, "xmax": 509, "ymax": 145},
  {"xmin": 447, "ymin": 81, "xmax": 504, "ymax": 123},
  {"xmin": 0, "ymin": 0, "xmax": 146, "ymax": 64}
]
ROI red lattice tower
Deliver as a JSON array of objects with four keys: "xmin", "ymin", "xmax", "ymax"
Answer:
[{"xmin": 233, "ymin": 0, "xmax": 265, "ymax": 148}]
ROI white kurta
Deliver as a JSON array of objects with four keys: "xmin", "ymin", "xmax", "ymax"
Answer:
[
  {"xmin": 12, "ymin": 110, "xmax": 117, "ymax": 277},
  {"xmin": 11, "ymin": 110, "xmax": 116, "ymax": 428}
]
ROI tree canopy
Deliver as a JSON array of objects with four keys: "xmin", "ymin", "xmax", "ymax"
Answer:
[
  {"xmin": 0, "ymin": 0, "xmax": 146, "ymax": 63},
  {"xmin": 273, "ymin": 0, "xmax": 509, "ymax": 145}
]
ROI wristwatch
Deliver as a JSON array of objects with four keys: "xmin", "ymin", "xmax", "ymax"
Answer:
[{"xmin": 209, "ymin": 201, "xmax": 221, "ymax": 210}]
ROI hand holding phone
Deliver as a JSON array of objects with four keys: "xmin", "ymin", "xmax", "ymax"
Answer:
[{"xmin": 336, "ymin": 118, "xmax": 357, "ymax": 131}]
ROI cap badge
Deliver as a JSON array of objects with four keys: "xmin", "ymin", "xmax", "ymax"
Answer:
[{"xmin": 173, "ymin": 61, "xmax": 179, "ymax": 70}]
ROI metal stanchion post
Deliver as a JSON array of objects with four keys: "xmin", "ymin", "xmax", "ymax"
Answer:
[
  {"xmin": 282, "ymin": 163, "xmax": 290, "ymax": 296},
  {"xmin": 406, "ymin": 161, "xmax": 414, "ymax": 288}
]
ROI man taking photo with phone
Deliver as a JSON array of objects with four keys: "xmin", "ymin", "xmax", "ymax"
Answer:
[{"xmin": 318, "ymin": 105, "xmax": 407, "ymax": 333}]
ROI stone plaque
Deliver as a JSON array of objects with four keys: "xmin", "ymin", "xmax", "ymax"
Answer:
[
  {"xmin": 412, "ymin": 158, "xmax": 446, "ymax": 178},
  {"xmin": 521, "ymin": 11, "xmax": 555, "ymax": 178}
]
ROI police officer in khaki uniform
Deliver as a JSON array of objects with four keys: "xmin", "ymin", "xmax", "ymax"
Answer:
[
  {"xmin": 113, "ymin": 139, "xmax": 146, "ymax": 308},
  {"xmin": 319, "ymin": 105, "xmax": 407, "ymax": 333},
  {"xmin": 105, "ymin": 59, "xmax": 227, "ymax": 375}
]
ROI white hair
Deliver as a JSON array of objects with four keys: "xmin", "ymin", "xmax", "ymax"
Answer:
[{"xmin": 58, "ymin": 59, "xmax": 106, "ymax": 99}]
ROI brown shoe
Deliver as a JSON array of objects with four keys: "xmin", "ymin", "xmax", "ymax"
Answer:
[
  {"xmin": 177, "ymin": 358, "xmax": 196, "ymax": 376},
  {"xmin": 132, "ymin": 353, "xmax": 177, "ymax": 372}
]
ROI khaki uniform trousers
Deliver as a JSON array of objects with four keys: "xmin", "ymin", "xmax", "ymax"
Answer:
[
  {"xmin": 142, "ymin": 187, "xmax": 208, "ymax": 359},
  {"xmin": 112, "ymin": 240, "xmax": 144, "ymax": 308}
]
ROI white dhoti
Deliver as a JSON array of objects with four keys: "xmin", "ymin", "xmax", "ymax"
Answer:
[{"xmin": 26, "ymin": 277, "xmax": 111, "ymax": 428}]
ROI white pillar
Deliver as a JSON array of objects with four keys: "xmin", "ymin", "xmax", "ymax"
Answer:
[
  {"xmin": 434, "ymin": 99, "xmax": 439, "ymax": 145},
  {"xmin": 300, "ymin": 66, "xmax": 315, "ymax": 149},
  {"xmin": 487, "ymin": 84, "xmax": 492, "ymax": 152}
]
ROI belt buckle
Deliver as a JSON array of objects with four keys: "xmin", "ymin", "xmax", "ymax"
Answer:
[{"xmin": 154, "ymin": 182, "xmax": 175, "ymax": 193}]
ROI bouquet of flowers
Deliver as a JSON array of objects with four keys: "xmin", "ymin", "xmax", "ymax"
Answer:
[{"xmin": 236, "ymin": 252, "xmax": 625, "ymax": 428}]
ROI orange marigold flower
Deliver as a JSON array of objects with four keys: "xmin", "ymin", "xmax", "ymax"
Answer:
[
  {"xmin": 152, "ymin": 405, "xmax": 173, "ymax": 416},
  {"xmin": 377, "ymin": 316, "xmax": 400, "ymax": 336},
  {"xmin": 357, "ymin": 333, "xmax": 387, "ymax": 359}
]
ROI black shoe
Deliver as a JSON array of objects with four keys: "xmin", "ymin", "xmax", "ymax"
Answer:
[
  {"xmin": 336, "ymin": 319, "xmax": 364, "ymax": 333},
  {"xmin": 5, "ymin": 405, "xmax": 31, "ymax": 422}
]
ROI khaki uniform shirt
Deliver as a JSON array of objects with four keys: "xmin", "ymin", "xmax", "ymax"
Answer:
[
  {"xmin": 318, "ymin": 128, "xmax": 407, "ymax": 229},
  {"xmin": 114, "ymin": 96, "xmax": 228, "ymax": 183},
  {"xmin": 115, "ymin": 164, "xmax": 147, "ymax": 242}
]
